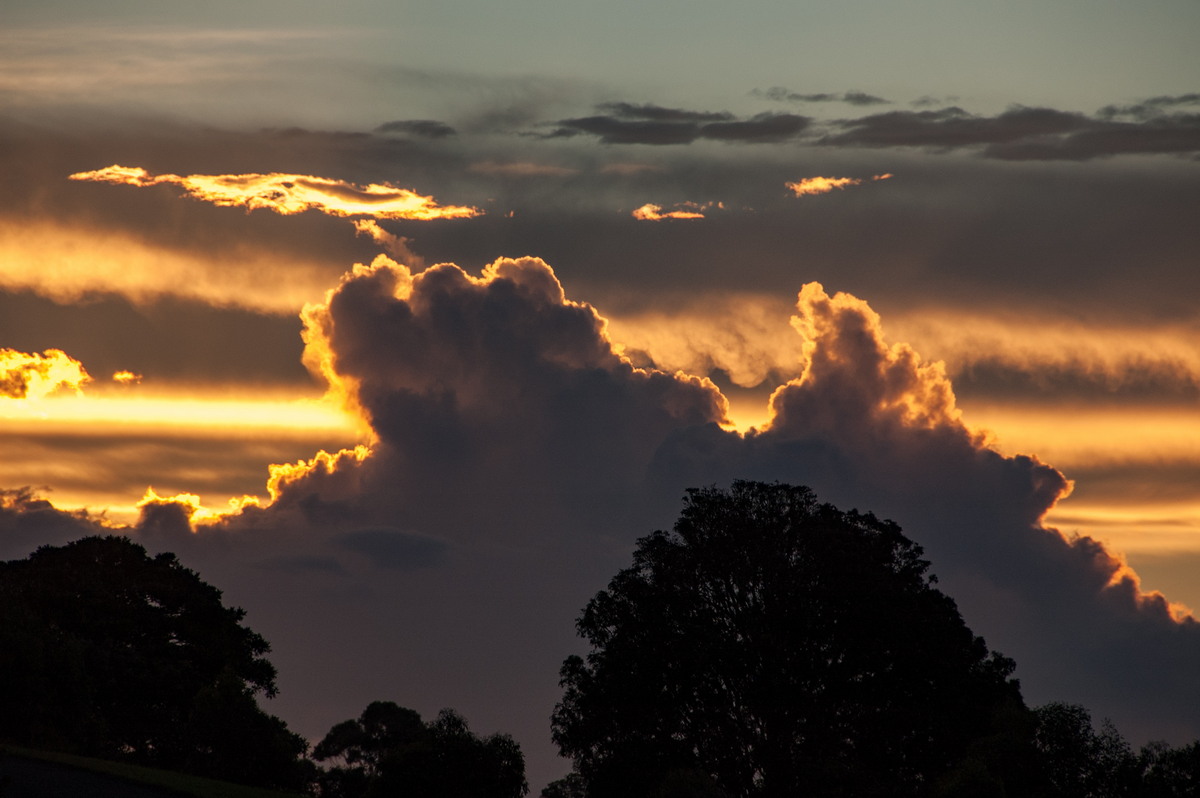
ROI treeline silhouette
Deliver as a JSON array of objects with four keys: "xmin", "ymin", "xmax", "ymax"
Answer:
[{"xmin": 2, "ymin": 482, "xmax": 1199, "ymax": 797}]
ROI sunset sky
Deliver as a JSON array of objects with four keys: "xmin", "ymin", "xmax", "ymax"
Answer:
[{"xmin": 3, "ymin": 1, "xmax": 1200, "ymax": 790}]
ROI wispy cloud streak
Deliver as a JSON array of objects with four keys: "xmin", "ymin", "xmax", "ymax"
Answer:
[
  {"xmin": 786, "ymin": 173, "xmax": 892, "ymax": 196},
  {"xmin": 70, "ymin": 165, "xmax": 481, "ymax": 220}
]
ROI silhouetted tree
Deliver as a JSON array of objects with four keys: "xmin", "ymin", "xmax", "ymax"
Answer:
[
  {"xmin": 314, "ymin": 701, "xmax": 528, "ymax": 798},
  {"xmin": 541, "ymin": 772, "xmax": 589, "ymax": 798},
  {"xmin": 552, "ymin": 481, "xmax": 1034, "ymax": 798},
  {"xmin": 0, "ymin": 535, "xmax": 312, "ymax": 791},
  {"xmin": 1139, "ymin": 738, "xmax": 1200, "ymax": 797}
]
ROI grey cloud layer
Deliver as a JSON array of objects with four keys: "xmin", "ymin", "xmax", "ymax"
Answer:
[
  {"xmin": 546, "ymin": 102, "xmax": 811, "ymax": 145},
  {"xmin": 530, "ymin": 94, "xmax": 1200, "ymax": 159},
  {"xmin": 754, "ymin": 87, "xmax": 891, "ymax": 106}
]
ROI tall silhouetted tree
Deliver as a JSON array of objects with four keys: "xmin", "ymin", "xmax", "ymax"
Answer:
[
  {"xmin": 552, "ymin": 481, "xmax": 1035, "ymax": 798},
  {"xmin": 0, "ymin": 535, "xmax": 312, "ymax": 791},
  {"xmin": 314, "ymin": 701, "xmax": 528, "ymax": 798}
]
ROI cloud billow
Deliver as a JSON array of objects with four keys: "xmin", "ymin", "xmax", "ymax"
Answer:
[
  {"xmin": 262, "ymin": 260, "xmax": 1200, "ymax": 742},
  {"xmin": 4, "ymin": 255, "xmax": 1199, "ymax": 775}
]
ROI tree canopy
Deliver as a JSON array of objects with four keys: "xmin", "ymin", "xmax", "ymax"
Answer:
[
  {"xmin": 313, "ymin": 700, "xmax": 528, "ymax": 798},
  {"xmin": 0, "ymin": 535, "xmax": 311, "ymax": 791},
  {"xmin": 552, "ymin": 481, "xmax": 1032, "ymax": 798}
]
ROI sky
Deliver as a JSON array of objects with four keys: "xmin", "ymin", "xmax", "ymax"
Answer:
[{"xmin": 2, "ymin": 1, "xmax": 1200, "ymax": 790}]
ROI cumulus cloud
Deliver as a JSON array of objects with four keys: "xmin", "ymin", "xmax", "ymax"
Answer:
[
  {"xmin": 5, "ymin": 257, "xmax": 1200, "ymax": 779},
  {"xmin": 70, "ymin": 165, "xmax": 481, "ymax": 220},
  {"xmin": 230, "ymin": 262, "xmax": 1200, "ymax": 739}
]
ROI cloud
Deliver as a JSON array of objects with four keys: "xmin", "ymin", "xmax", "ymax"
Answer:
[
  {"xmin": 374, "ymin": 119, "xmax": 457, "ymax": 138},
  {"xmin": 237, "ymin": 262, "xmax": 1200, "ymax": 742},
  {"xmin": 755, "ymin": 87, "xmax": 890, "ymax": 106},
  {"xmin": 0, "ymin": 487, "xmax": 109, "ymax": 556},
  {"xmin": 887, "ymin": 311, "xmax": 1200, "ymax": 404},
  {"xmin": 0, "ymin": 349, "xmax": 90, "ymax": 399},
  {"xmin": 631, "ymin": 203, "xmax": 705, "ymax": 221},
  {"xmin": 786, "ymin": 173, "xmax": 892, "ymax": 196},
  {"xmin": 0, "ymin": 219, "xmax": 339, "ymax": 313},
  {"xmin": 548, "ymin": 102, "xmax": 809, "ymax": 145},
  {"xmin": 70, "ymin": 165, "xmax": 482, "ymax": 220},
  {"xmin": 595, "ymin": 102, "xmax": 733, "ymax": 123},
  {"xmin": 1097, "ymin": 93, "xmax": 1200, "ymax": 121},
  {"xmin": 353, "ymin": 220, "xmax": 426, "ymax": 270},
  {"xmin": 820, "ymin": 103, "xmax": 1200, "ymax": 160},
  {"xmin": 6, "ymin": 257, "xmax": 1200, "ymax": 779},
  {"xmin": 335, "ymin": 527, "xmax": 450, "ymax": 570}
]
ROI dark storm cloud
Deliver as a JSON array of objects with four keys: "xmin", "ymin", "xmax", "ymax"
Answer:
[
  {"xmin": 375, "ymin": 119, "xmax": 458, "ymax": 138},
  {"xmin": 754, "ymin": 87, "xmax": 891, "ymax": 105},
  {"xmin": 548, "ymin": 102, "xmax": 810, "ymax": 145},
  {"xmin": 6, "ymin": 256, "xmax": 1200, "ymax": 783},
  {"xmin": 822, "ymin": 103, "xmax": 1200, "ymax": 160},
  {"xmin": 0, "ymin": 488, "xmax": 101, "ymax": 557},
  {"xmin": 255, "ymin": 554, "xmax": 346, "ymax": 574},
  {"xmin": 226, "ymin": 258, "xmax": 1200, "ymax": 746},
  {"xmin": 335, "ymin": 527, "xmax": 450, "ymax": 570}
]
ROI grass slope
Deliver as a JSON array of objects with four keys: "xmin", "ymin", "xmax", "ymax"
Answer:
[{"xmin": 0, "ymin": 745, "xmax": 307, "ymax": 798}]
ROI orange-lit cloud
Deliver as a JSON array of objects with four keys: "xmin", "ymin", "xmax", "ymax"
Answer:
[
  {"xmin": 786, "ymin": 173, "xmax": 893, "ymax": 196},
  {"xmin": 606, "ymin": 293, "xmax": 805, "ymax": 388},
  {"xmin": 0, "ymin": 390, "xmax": 362, "ymax": 437},
  {"xmin": 70, "ymin": 165, "xmax": 482, "ymax": 220},
  {"xmin": 887, "ymin": 310, "xmax": 1200, "ymax": 394},
  {"xmin": 0, "ymin": 219, "xmax": 335, "ymax": 312},
  {"xmin": 352, "ymin": 220, "xmax": 425, "ymax": 269},
  {"xmin": 631, "ymin": 201, "xmax": 721, "ymax": 221},
  {"xmin": 112, "ymin": 370, "xmax": 142, "ymax": 385},
  {"xmin": 0, "ymin": 349, "xmax": 90, "ymax": 399}
]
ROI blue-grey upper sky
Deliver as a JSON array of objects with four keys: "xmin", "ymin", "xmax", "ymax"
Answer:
[{"xmin": 5, "ymin": 0, "xmax": 1200, "ymax": 128}]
